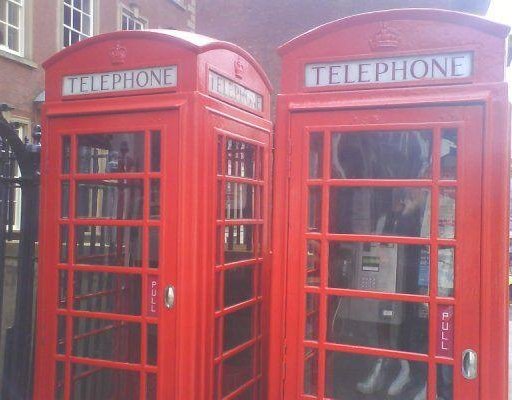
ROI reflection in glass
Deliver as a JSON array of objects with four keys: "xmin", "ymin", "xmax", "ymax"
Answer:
[
  {"xmin": 61, "ymin": 181, "xmax": 69, "ymax": 218},
  {"xmin": 329, "ymin": 187, "xmax": 431, "ymax": 237},
  {"xmin": 223, "ymin": 307, "xmax": 253, "ymax": 351},
  {"xmin": 62, "ymin": 136, "xmax": 71, "ymax": 174},
  {"xmin": 147, "ymin": 373, "xmax": 157, "ymax": 400},
  {"xmin": 60, "ymin": 225, "xmax": 69, "ymax": 263},
  {"xmin": 224, "ymin": 224, "xmax": 255, "ymax": 263},
  {"xmin": 439, "ymin": 188, "xmax": 456, "ymax": 239},
  {"xmin": 305, "ymin": 293, "xmax": 319, "ymax": 341},
  {"xmin": 147, "ymin": 324, "xmax": 157, "ymax": 366},
  {"xmin": 76, "ymin": 180, "xmax": 143, "ymax": 219},
  {"xmin": 73, "ymin": 271, "xmax": 141, "ymax": 315},
  {"xmin": 441, "ymin": 129, "xmax": 457, "ymax": 180},
  {"xmin": 58, "ymin": 269, "xmax": 68, "ymax": 309},
  {"xmin": 438, "ymin": 247, "xmax": 455, "ymax": 297},
  {"xmin": 72, "ymin": 318, "xmax": 140, "ymax": 363},
  {"xmin": 71, "ymin": 363, "xmax": 140, "ymax": 400},
  {"xmin": 308, "ymin": 187, "xmax": 322, "ymax": 232},
  {"xmin": 224, "ymin": 266, "xmax": 254, "ymax": 307},
  {"xmin": 74, "ymin": 225, "xmax": 142, "ymax": 267},
  {"xmin": 304, "ymin": 348, "xmax": 318, "ymax": 395},
  {"xmin": 77, "ymin": 133, "xmax": 144, "ymax": 174},
  {"xmin": 309, "ymin": 132, "xmax": 323, "ymax": 178},
  {"xmin": 437, "ymin": 364, "xmax": 453, "ymax": 400},
  {"xmin": 325, "ymin": 352, "xmax": 427, "ymax": 400},
  {"xmin": 306, "ymin": 240, "xmax": 321, "ymax": 287},
  {"xmin": 150, "ymin": 131, "xmax": 161, "ymax": 172},
  {"xmin": 328, "ymin": 242, "xmax": 430, "ymax": 295},
  {"xmin": 149, "ymin": 227, "xmax": 159, "ymax": 268},
  {"xmin": 221, "ymin": 346, "xmax": 254, "ymax": 396},
  {"xmin": 331, "ymin": 130, "xmax": 432, "ymax": 179},
  {"xmin": 226, "ymin": 139, "xmax": 256, "ymax": 179},
  {"xmin": 226, "ymin": 182, "xmax": 255, "ymax": 219},
  {"xmin": 57, "ymin": 316, "xmax": 66, "ymax": 354},
  {"xmin": 55, "ymin": 362, "xmax": 65, "ymax": 400},
  {"xmin": 150, "ymin": 179, "xmax": 160, "ymax": 219},
  {"xmin": 327, "ymin": 296, "xmax": 429, "ymax": 354}
]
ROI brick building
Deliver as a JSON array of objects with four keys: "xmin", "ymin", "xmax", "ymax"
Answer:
[
  {"xmin": 196, "ymin": 0, "xmax": 491, "ymax": 98},
  {"xmin": 0, "ymin": 0, "xmax": 196, "ymax": 134}
]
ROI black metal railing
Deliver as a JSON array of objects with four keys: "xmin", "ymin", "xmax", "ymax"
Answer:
[{"xmin": 0, "ymin": 104, "xmax": 41, "ymax": 400}]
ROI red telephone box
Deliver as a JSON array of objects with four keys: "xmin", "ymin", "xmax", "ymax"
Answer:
[
  {"xmin": 270, "ymin": 9, "xmax": 510, "ymax": 400},
  {"xmin": 34, "ymin": 30, "xmax": 272, "ymax": 400}
]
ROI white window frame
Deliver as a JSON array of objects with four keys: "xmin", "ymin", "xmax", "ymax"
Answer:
[
  {"xmin": 63, "ymin": 0, "xmax": 93, "ymax": 48},
  {"xmin": 0, "ymin": 0, "xmax": 24, "ymax": 56},
  {"xmin": 121, "ymin": 5, "xmax": 147, "ymax": 31}
]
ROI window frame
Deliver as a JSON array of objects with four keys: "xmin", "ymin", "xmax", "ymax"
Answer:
[
  {"xmin": 0, "ymin": 0, "xmax": 25, "ymax": 56},
  {"xmin": 120, "ymin": 5, "xmax": 147, "ymax": 31},
  {"xmin": 62, "ymin": 0, "xmax": 93, "ymax": 48}
]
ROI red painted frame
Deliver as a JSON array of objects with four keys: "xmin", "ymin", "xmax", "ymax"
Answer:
[
  {"xmin": 270, "ymin": 9, "xmax": 510, "ymax": 400},
  {"xmin": 35, "ymin": 30, "xmax": 272, "ymax": 400}
]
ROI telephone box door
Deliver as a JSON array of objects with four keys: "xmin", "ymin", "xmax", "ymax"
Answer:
[
  {"xmin": 37, "ymin": 110, "xmax": 178, "ymax": 400},
  {"xmin": 285, "ymin": 105, "xmax": 482, "ymax": 400}
]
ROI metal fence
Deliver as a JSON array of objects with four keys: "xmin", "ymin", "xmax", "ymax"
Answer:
[{"xmin": 0, "ymin": 104, "xmax": 41, "ymax": 400}]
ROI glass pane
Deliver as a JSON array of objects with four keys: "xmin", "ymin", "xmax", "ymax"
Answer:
[
  {"xmin": 331, "ymin": 130, "xmax": 432, "ymax": 179},
  {"xmin": 224, "ymin": 224, "xmax": 256, "ymax": 263},
  {"xmin": 63, "ymin": 4, "xmax": 71, "ymax": 25},
  {"xmin": 7, "ymin": 2, "xmax": 18, "ymax": 26},
  {"xmin": 309, "ymin": 132, "xmax": 323, "ymax": 178},
  {"xmin": 73, "ymin": 271, "xmax": 141, "ymax": 315},
  {"xmin": 7, "ymin": 25, "xmax": 18, "ymax": 51},
  {"xmin": 150, "ymin": 180, "xmax": 160, "ymax": 219},
  {"xmin": 147, "ymin": 324, "xmax": 157, "ymax": 365},
  {"xmin": 0, "ymin": 23, "xmax": 6, "ymax": 47},
  {"xmin": 150, "ymin": 131, "xmax": 161, "ymax": 172},
  {"xmin": 306, "ymin": 239, "xmax": 321, "ymax": 287},
  {"xmin": 437, "ymin": 364, "xmax": 453, "ymax": 400},
  {"xmin": 325, "ymin": 352, "xmax": 427, "ymax": 399},
  {"xmin": 224, "ymin": 266, "xmax": 254, "ymax": 307},
  {"xmin": 61, "ymin": 181, "xmax": 70, "ymax": 218},
  {"xmin": 438, "ymin": 247, "xmax": 455, "ymax": 297},
  {"xmin": 223, "ymin": 307, "xmax": 253, "ymax": 351},
  {"xmin": 329, "ymin": 187, "xmax": 431, "ymax": 237},
  {"xmin": 304, "ymin": 348, "xmax": 318, "ymax": 395},
  {"xmin": 226, "ymin": 139, "xmax": 256, "ymax": 178},
  {"xmin": 437, "ymin": 305, "xmax": 454, "ymax": 358},
  {"xmin": 0, "ymin": 0, "xmax": 6, "ymax": 22},
  {"xmin": 57, "ymin": 316, "xmax": 66, "ymax": 354},
  {"xmin": 308, "ymin": 186, "xmax": 322, "ymax": 232},
  {"xmin": 71, "ymin": 364, "xmax": 139, "ymax": 400},
  {"xmin": 441, "ymin": 129, "xmax": 457, "ymax": 180},
  {"xmin": 60, "ymin": 225, "xmax": 69, "ymax": 263},
  {"xmin": 77, "ymin": 133, "xmax": 144, "ymax": 174},
  {"xmin": 74, "ymin": 225, "xmax": 142, "ymax": 267},
  {"xmin": 72, "ymin": 9, "xmax": 80, "ymax": 30},
  {"xmin": 147, "ymin": 373, "xmax": 157, "ymax": 400},
  {"xmin": 82, "ymin": 0, "xmax": 90, "ymax": 13},
  {"xmin": 55, "ymin": 362, "xmax": 65, "ymax": 400},
  {"xmin": 76, "ymin": 180, "xmax": 143, "ymax": 219},
  {"xmin": 226, "ymin": 182, "xmax": 255, "ymax": 219},
  {"xmin": 327, "ymin": 296, "xmax": 429, "ymax": 354},
  {"xmin": 329, "ymin": 242, "xmax": 430, "ymax": 295},
  {"xmin": 82, "ymin": 15, "xmax": 90, "ymax": 36},
  {"xmin": 149, "ymin": 227, "xmax": 159, "ymax": 268},
  {"xmin": 305, "ymin": 293, "xmax": 319, "ymax": 341},
  {"xmin": 439, "ymin": 188, "xmax": 456, "ymax": 239},
  {"xmin": 72, "ymin": 317, "xmax": 140, "ymax": 362},
  {"xmin": 222, "ymin": 346, "xmax": 254, "ymax": 396},
  {"xmin": 58, "ymin": 269, "xmax": 68, "ymax": 308},
  {"xmin": 62, "ymin": 136, "xmax": 71, "ymax": 173}
]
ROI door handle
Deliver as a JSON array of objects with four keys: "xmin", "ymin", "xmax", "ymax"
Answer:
[
  {"xmin": 462, "ymin": 349, "xmax": 478, "ymax": 380},
  {"xmin": 164, "ymin": 285, "xmax": 175, "ymax": 310}
]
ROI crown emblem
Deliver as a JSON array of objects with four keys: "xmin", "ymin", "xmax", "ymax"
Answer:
[
  {"xmin": 234, "ymin": 58, "xmax": 245, "ymax": 79},
  {"xmin": 369, "ymin": 23, "xmax": 400, "ymax": 51},
  {"xmin": 110, "ymin": 43, "xmax": 127, "ymax": 65}
]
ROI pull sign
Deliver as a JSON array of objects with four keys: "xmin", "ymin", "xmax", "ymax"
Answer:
[
  {"xmin": 147, "ymin": 275, "xmax": 159, "ymax": 317},
  {"xmin": 62, "ymin": 65, "xmax": 178, "ymax": 96},
  {"xmin": 437, "ymin": 304, "xmax": 454, "ymax": 358},
  {"xmin": 305, "ymin": 52, "xmax": 472, "ymax": 88}
]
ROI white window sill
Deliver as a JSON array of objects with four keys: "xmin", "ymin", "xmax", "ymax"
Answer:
[{"xmin": 0, "ymin": 49, "xmax": 38, "ymax": 69}]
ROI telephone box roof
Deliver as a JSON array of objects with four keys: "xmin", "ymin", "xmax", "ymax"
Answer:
[
  {"xmin": 43, "ymin": 29, "xmax": 272, "ymax": 91},
  {"xmin": 278, "ymin": 8, "xmax": 510, "ymax": 55}
]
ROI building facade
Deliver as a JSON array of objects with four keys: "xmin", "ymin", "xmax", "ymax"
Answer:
[{"xmin": 0, "ymin": 0, "xmax": 196, "ymax": 132}]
